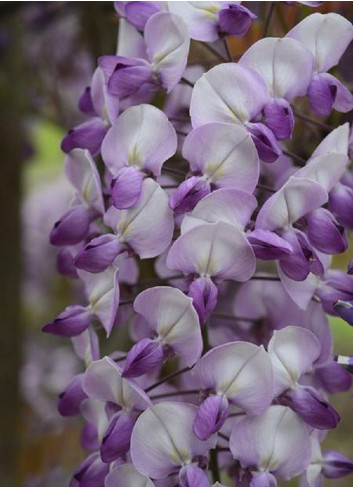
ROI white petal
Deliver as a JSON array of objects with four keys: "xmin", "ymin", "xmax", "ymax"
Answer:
[
  {"xmin": 134, "ymin": 286, "xmax": 202, "ymax": 366},
  {"xmin": 267, "ymin": 326, "xmax": 321, "ymax": 394},
  {"xmin": 131, "ymin": 402, "xmax": 217, "ymax": 479},
  {"xmin": 190, "ymin": 63, "xmax": 269, "ymax": 127},
  {"xmin": 240, "ymin": 37, "xmax": 313, "ymax": 101},
  {"xmin": 181, "ymin": 188, "xmax": 257, "ymax": 234},
  {"xmin": 295, "ymin": 153, "xmax": 348, "ymax": 192},
  {"xmin": 182, "ymin": 123, "xmax": 259, "ymax": 191},
  {"xmin": 287, "ymin": 12, "xmax": 353, "ymax": 72},
  {"xmin": 311, "ymin": 123, "xmax": 349, "ymax": 158}
]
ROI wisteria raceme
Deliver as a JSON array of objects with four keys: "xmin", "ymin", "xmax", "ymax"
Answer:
[{"xmin": 44, "ymin": 2, "xmax": 353, "ymax": 487}]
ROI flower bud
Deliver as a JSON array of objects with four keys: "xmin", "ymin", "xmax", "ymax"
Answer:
[
  {"xmin": 70, "ymin": 452, "xmax": 109, "ymax": 487},
  {"xmin": 322, "ymin": 450, "xmax": 353, "ymax": 479},
  {"xmin": 58, "ymin": 374, "xmax": 88, "ymax": 417},
  {"xmin": 333, "ymin": 300, "xmax": 353, "ymax": 326},
  {"xmin": 61, "ymin": 118, "xmax": 108, "ymax": 157},
  {"xmin": 74, "ymin": 234, "xmax": 124, "ymax": 273},
  {"xmin": 218, "ymin": 4, "xmax": 256, "ymax": 38},
  {"xmin": 42, "ymin": 305, "xmax": 93, "ymax": 337},
  {"xmin": 50, "ymin": 205, "xmax": 91, "ymax": 246}
]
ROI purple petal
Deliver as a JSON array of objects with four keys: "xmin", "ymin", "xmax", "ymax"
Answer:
[
  {"xmin": 247, "ymin": 122, "xmax": 282, "ymax": 163},
  {"xmin": 247, "ymin": 229, "xmax": 293, "ymax": 260},
  {"xmin": 315, "ymin": 360, "xmax": 352, "ymax": 394},
  {"xmin": 307, "ymin": 73, "xmax": 337, "ymax": 116},
  {"xmin": 61, "ymin": 118, "xmax": 108, "ymax": 157},
  {"xmin": 70, "ymin": 452, "xmax": 109, "ymax": 487},
  {"xmin": 193, "ymin": 395, "xmax": 229, "ymax": 441},
  {"xmin": 42, "ymin": 305, "xmax": 92, "ymax": 337},
  {"xmin": 74, "ymin": 234, "xmax": 124, "ymax": 273},
  {"xmin": 333, "ymin": 300, "xmax": 353, "ymax": 326},
  {"xmin": 57, "ymin": 248, "xmax": 79, "ymax": 279},
  {"xmin": 218, "ymin": 4, "xmax": 255, "ymax": 38},
  {"xmin": 179, "ymin": 464, "xmax": 211, "ymax": 487},
  {"xmin": 50, "ymin": 205, "xmax": 91, "ymax": 246},
  {"xmin": 306, "ymin": 208, "xmax": 347, "ymax": 254},
  {"xmin": 250, "ymin": 471, "xmax": 277, "ymax": 487},
  {"xmin": 58, "ymin": 374, "xmax": 88, "ymax": 417},
  {"xmin": 125, "ymin": 1, "xmax": 162, "ymax": 30},
  {"xmin": 100, "ymin": 411, "xmax": 136, "ymax": 462},
  {"xmin": 122, "ymin": 338, "xmax": 164, "ymax": 378},
  {"xmin": 322, "ymin": 73, "xmax": 353, "ymax": 113},
  {"xmin": 329, "ymin": 182, "xmax": 353, "ymax": 229},
  {"xmin": 322, "ymin": 450, "xmax": 353, "ymax": 479},
  {"xmin": 78, "ymin": 87, "xmax": 96, "ymax": 116},
  {"xmin": 264, "ymin": 99, "xmax": 294, "ymax": 141},
  {"xmin": 281, "ymin": 385, "xmax": 340, "ymax": 429},
  {"xmin": 188, "ymin": 276, "xmax": 218, "ymax": 325},
  {"xmin": 169, "ymin": 177, "xmax": 211, "ymax": 214},
  {"xmin": 111, "ymin": 167, "xmax": 144, "ymax": 209},
  {"xmin": 105, "ymin": 464, "xmax": 154, "ymax": 487}
]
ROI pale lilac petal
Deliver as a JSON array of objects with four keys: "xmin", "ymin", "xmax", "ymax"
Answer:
[
  {"xmin": 145, "ymin": 12, "xmax": 190, "ymax": 92},
  {"xmin": 105, "ymin": 464, "xmax": 154, "ymax": 487},
  {"xmin": 179, "ymin": 464, "xmax": 211, "ymax": 487},
  {"xmin": 116, "ymin": 18, "xmax": 148, "ymax": 59},
  {"xmin": 65, "ymin": 148, "xmax": 105, "ymax": 214},
  {"xmin": 83, "ymin": 356, "xmax": 151, "ymax": 410},
  {"xmin": 311, "ymin": 123, "xmax": 349, "ymax": 158},
  {"xmin": 190, "ymin": 64, "xmax": 270, "ymax": 127},
  {"xmin": 182, "ymin": 123, "xmax": 259, "ymax": 191},
  {"xmin": 287, "ymin": 12, "xmax": 353, "ymax": 73},
  {"xmin": 72, "ymin": 327, "xmax": 100, "ymax": 365},
  {"xmin": 130, "ymin": 402, "xmax": 217, "ymax": 479},
  {"xmin": 256, "ymin": 176, "xmax": 328, "ymax": 231},
  {"xmin": 278, "ymin": 266, "xmax": 320, "ymax": 310},
  {"xmin": 295, "ymin": 153, "xmax": 348, "ymax": 192},
  {"xmin": 167, "ymin": 222, "xmax": 256, "ymax": 282},
  {"xmin": 192, "ymin": 342, "xmax": 273, "ymax": 413},
  {"xmin": 267, "ymin": 326, "xmax": 321, "ymax": 395},
  {"xmin": 230, "ymin": 405, "xmax": 311, "ymax": 480},
  {"xmin": 240, "ymin": 37, "xmax": 313, "ymax": 101},
  {"xmin": 102, "ymin": 104, "xmax": 177, "ymax": 176},
  {"xmin": 117, "ymin": 178, "xmax": 174, "ymax": 259},
  {"xmin": 181, "ymin": 188, "xmax": 257, "ymax": 234},
  {"xmin": 168, "ymin": 2, "xmax": 221, "ymax": 42},
  {"xmin": 134, "ymin": 286, "xmax": 202, "ymax": 367}
]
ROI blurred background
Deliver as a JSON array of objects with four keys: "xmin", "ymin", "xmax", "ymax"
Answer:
[{"xmin": 0, "ymin": 1, "xmax": 353, "ymax": 486}]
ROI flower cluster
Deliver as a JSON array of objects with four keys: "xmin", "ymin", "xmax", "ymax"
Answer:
[{"xmin": 44, "ymin": 2, "xmax": 353, "ymax": 486}]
